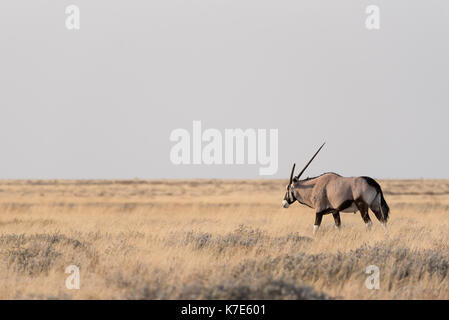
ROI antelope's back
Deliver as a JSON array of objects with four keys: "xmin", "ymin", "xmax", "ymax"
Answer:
[{"xmin": 317, "ymin": 173, "xmax": 377, "ymax": 209}]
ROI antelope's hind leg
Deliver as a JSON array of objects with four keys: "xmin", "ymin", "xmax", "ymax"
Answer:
[
  {"xmin": 369, "ymin": 202, "xmax": 387, "ymax": 226},
  {"xmin": 370, "ymin": 204, "xmax": 388, "ymax": 232},
  {"xmin": 356, "ymin": 201, "xmax": 372, "ymax": 229},
  {"xmin": 332, "ymin": 211, "xmax": 341, "ymax": 230}
]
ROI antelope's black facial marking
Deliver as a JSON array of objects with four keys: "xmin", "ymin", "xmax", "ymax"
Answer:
[{"xmin": 282, "ymin": 184, "xmax": 296, "ymax": 208}]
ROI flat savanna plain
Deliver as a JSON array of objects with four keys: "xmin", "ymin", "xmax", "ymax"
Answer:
[{"xmin": 0, "ymin": 179, "xmax": 448, "ymax": 299}]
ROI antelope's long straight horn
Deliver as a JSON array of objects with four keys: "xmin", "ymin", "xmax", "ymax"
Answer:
[
  {"xmin": 296, "ymin": 142, "xmax": 326, "ymax": 179},
  {"xmin": 289, "ymin": 163, "xmax": 296, "ymax": 184}
]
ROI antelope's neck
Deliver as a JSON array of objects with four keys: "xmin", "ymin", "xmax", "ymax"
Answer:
[{"xmin": 293, "ymin": 180, "xmax": 315, "ymax": 208}]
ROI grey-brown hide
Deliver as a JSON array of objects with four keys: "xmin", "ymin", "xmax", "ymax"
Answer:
[{"xmin": 292, "ymin": 173, "xmax": 380, "ymax": 213}]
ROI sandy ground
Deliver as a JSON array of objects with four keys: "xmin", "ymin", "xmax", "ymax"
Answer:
[{"xmin": 0, "ymin": 179, "xmax": 448, "ymax": 299}]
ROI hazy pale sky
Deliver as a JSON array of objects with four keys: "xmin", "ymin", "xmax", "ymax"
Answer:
[{"xmin": 0, "ymin": 1, "xmax": 448, "ymax": 179}]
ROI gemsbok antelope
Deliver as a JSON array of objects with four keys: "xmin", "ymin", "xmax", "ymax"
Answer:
[{"xmin": 282, "ymin": 143, "xmax": 389, "ymax": 234}]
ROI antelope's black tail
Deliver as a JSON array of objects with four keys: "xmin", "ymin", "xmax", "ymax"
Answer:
[{"xmin": 379, "ymin": 191, "xmax": 389, "ymax": 222}]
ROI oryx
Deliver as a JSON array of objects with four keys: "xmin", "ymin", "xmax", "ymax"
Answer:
[{"xmin": 282, "ymin": 143, "xmax": 389, "ymax": 234}]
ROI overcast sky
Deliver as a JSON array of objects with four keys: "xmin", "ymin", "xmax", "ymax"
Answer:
[{"xmin": 0, "ymin": 0, "xmax": 448, "ymax": 179}]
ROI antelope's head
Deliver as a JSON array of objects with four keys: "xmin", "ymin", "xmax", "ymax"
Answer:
[
  {"xmin": 282, "ymin": 142, "xmax": 326, "ymax": 209},
  {"xmin": 282, "ymin": 163, "xmax": 297, "ymax": 208}
]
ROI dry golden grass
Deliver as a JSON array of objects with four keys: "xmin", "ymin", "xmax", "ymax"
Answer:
[{"xmin": 0, "ymin": 179, "xmax": 448, "ymax": 299}]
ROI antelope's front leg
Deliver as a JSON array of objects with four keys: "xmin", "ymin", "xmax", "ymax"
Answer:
[
  {"xmin": 313, "ymin": 212, "xmax": 323, "ymax": 235},
  {"xmin": 356, "ymin": 202, "xmax": 372, "ymax": 230}
]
